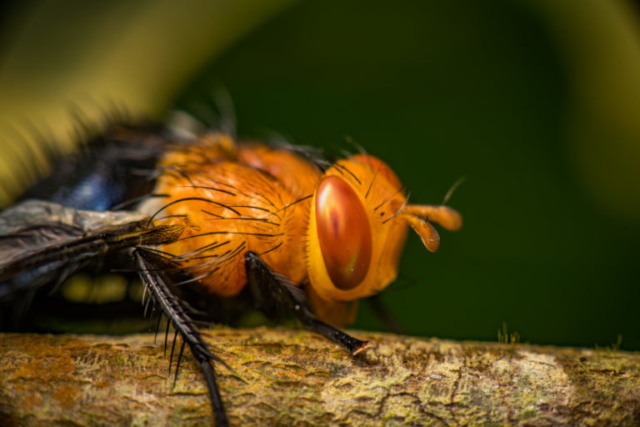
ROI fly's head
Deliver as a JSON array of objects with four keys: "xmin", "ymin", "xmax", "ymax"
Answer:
[{"xmin": 306, "ymin": 154, "xmax": 462, "ymax": 325}]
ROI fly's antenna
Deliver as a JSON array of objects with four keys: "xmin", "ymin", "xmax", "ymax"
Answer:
[
  {"xmin": 399, "ymin": 202, "xmax": 463, "ymax": 253},
  {"xmin": 381, "ymin": 194, "xmax": 409, "ymax": 225},
  {"xmin": 442, "ymin": 175, "xmax": 466, "ymax": 205}
]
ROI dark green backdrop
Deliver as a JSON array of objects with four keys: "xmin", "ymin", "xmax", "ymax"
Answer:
[
  {"xmin": 180, "ymin": 1, "xmax": 640, "ymax": 350},
  {"xmin": 2, "ymin": 1, "xmax": 639, "ymax": 350}
]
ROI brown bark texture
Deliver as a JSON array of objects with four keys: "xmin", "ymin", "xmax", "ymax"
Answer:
[{"xmin": 0, "ymin": 328, "xmax": 639, "ymax": 426}]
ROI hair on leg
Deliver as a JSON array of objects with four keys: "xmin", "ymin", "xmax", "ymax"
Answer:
[
  {"xmin": 133, "ymin": 249, "xmax": 229, "ymax": 427},
  {"xmin": 244, "ymin": 251, "xmax": 369, "ymax": 355}
]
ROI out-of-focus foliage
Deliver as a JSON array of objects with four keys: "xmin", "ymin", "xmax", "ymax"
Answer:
[
  {"xmin": 0, "ymin": 0, "xmax": 297, "ymax": 202},
  {"xmin": 1, "ymin": 0, "xmax": 639, "ymax": 349}
]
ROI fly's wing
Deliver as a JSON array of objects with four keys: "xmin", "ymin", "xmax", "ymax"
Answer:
[
  {"xmin": 0, "ymin": 200, "xmax": 182, "ymax": 303},
  {"xmin": 0, "ymin": 201, "xmax": 228, "ymax": 422}
]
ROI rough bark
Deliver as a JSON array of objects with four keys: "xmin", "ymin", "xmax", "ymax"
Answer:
[{"xmin": 0, "ymin": 328, "xmax": 639, "ymax": 426}]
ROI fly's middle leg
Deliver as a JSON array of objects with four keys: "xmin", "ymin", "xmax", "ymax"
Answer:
[{"xmin": 244, "ymin": 251, "xmax": 370, "ymax": 355}]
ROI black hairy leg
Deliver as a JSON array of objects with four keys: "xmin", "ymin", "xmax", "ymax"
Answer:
[
  {"xmin": 244, "ymin": 251, "xmax": 370, "ymax": 355},
  {"xmin": 133, "ymin": 249, "xmax": 229, "ymax": 427}
]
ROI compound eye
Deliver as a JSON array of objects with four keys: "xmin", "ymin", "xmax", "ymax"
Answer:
[{"xmin": 315, "ymin": 175, "xmax": 372, "ymax": 290}]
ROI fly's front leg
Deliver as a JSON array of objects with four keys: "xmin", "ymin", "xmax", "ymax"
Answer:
[
  {"xmin": 244, "ymin": 251, "xmax": 370, "ymax": 355},
  {"xmin": 133, "ymin": 249, "xmax": 229, "ymax": 427}
]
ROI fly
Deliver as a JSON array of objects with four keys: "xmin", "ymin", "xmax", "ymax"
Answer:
[{"xmin": 0, "ymin": 118, "xmax": 462, "ymax": 426}]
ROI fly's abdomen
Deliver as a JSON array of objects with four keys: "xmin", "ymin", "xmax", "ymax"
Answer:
[{"xmin": 20, "ymin": 127, "xmax": 165, "ymax": 212}]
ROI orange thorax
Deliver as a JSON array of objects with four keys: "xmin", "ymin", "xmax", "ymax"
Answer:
[{"xmin": 146, "ymin": 134, "xmax": 321, "ymax": 297}]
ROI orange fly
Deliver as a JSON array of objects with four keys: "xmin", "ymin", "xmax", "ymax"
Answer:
[
  {"xmin": 141, "ymin": 132, "xmax": 462, "ymax": 329},
  {"xmin": 0, "ymin": 126, "xmax": 462, "ymax": 426}
]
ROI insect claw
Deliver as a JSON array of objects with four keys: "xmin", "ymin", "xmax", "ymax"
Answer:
[
  {"xmin": 209, "ymin": 353, "xmax": 233, "ymax": 372},
  {"xmin": 351, "ymin": 340, "xmax": 372, "ymax": 356}
]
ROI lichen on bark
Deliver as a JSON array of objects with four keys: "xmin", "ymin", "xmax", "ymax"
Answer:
[{"xmin": 1, "ymin": 328, "xmax": 639, "ymax": 426}]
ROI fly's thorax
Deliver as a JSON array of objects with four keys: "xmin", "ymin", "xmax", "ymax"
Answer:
[
  {"xmin": 237, "ymin": 142, "xmax": 322, "ymax": 199},
  {"xmin": 142, "ymin": 139, "xmax": 320, "ymax": 297},
  {"xmin": 155, "ymin": 132, "xmax": 238, "ymax": 171},
  {"xmin": 306, "ymin": 154, "xmax": 409, "ymax": 325},
  {"xmin": 235, "ymin": 142, "xmax": 322, "ymax": 284}
]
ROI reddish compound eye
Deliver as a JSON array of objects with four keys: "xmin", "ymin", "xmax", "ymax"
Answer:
[{"xmin": 315, "ymin": 175, "xmax": 372, "ymax": 290}]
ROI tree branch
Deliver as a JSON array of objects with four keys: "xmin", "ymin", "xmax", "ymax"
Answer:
[{"xmin": 1, "ymin": 329, "xmax": 639, "ymax": 426}]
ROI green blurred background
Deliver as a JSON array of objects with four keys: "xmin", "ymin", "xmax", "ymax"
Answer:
[{"xmin": 1, "ymin": 0, "xmax": 639, "ymax": 350}]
